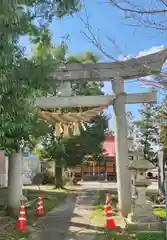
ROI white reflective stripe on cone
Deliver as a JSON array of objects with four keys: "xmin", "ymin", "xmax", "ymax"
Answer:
[
  {"xmin": 37, "ymin": 206, "xmax": 43, "ymax": 209},
  {"xmin": 106, "ymin": 216, "xmax": 113, "ymax": 220},
  {"xmin": 20, "ymin": 211, "xmax": 25, "ymax": 214},
  {"xmin": 38, "ymin": 201, "xmax": 43, "ymax": 204},
  {"xmin": 18, "ymin": 217, "xmax": 26, "ymax": 221}
]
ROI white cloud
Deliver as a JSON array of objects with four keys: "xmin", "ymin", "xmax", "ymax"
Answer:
[
  {"xmin": 136, "ymin": 45, "xmax": 165, "ymax": 58},
  {"xmin": 139, "ymin": 75, "xmax": 156, "ymax": 88},
  {"xmin": 134, "ymin": 45, "xmax": 165, "ymax": 88},
  {"xmin": 117, "ymin": 45, "xmax": 165, "ymax": 61},
  {"xmin": 115, "ymin": 45, "xmax": 166, "ymax": 89}
]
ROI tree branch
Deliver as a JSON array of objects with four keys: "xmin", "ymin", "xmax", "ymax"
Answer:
[
  {"xmin": 80, "ymin": 0, "xmax": 167, "ymax": 91},
  {"xmin": 110, "ymin": 0, "xmax": 167, "ymax": 14},
  {"xmin": 161, "ymin": 0, "xmax": 167, "ymax": 8}
]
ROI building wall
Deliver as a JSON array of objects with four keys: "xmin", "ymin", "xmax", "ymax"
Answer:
[
  {"xmin": 0, "ymin": 153, "xmax": 41, "ymax": 187},
  {"xmin": 73, "ymin": 156, "xmax": 116, "ymax": 178},
  {"xmin": 106, "ymin": 156, "xmax": 116, "ymax": 175}
]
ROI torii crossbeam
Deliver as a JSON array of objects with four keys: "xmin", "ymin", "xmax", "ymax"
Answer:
[
  {"xmin": 35, "ymin": 92, "xmax": 156, "ymax": 108},
  {"xmin": 35, "ymin": 48, "xmax": 167, "ymax": 217},
  {"xmin": 53, "ymin": 48, "xmax": 167, "ymax": 81}
]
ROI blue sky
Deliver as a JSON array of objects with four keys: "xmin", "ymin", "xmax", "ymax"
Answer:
[{"xmin": 21, "ymin": 0, "xmax": 167, "ymax": 130}]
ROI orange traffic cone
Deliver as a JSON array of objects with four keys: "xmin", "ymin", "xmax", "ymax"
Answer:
[
  {"xmin": 36, "ymin": 196, "xmax": 45, "ymax": 216},
  {"xmin": 106, "ymin": 209, "xmax": 116, "ymax": 229},
  {"xmin": 104, "ymin": 193, "xmax": 111, "ymax": 215},
  {"xmin": 16, "ymin": 201, "xmax": 27, "ymax": 232}
]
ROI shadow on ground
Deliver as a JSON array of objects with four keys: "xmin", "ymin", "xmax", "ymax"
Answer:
[{"xmin": 69, "ymin": 221, "xmax": 104, "ymax": 231}]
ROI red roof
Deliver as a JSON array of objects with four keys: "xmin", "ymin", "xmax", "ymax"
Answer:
[{"xmin": 103, "ymin": 136, "xmax": 115, "ymax": 157}]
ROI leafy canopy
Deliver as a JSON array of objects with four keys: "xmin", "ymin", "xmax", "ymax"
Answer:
[
  {"xmin": 134, "ymin": 103, "xmax": 159, "ymax": 162},
  {"xmin": 0, "ymin": 0, "xmax": 81, "ymax": 152}
]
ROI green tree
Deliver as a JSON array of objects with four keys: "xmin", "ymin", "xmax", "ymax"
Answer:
[
  {"xmin": 158, "ymin": 97, "xmax": 167, "ymax": 150},
  {"xmin": 134, "ymin": 103, "xmax": 159, "ymax": 162},
  {"xmin": 0, "ymin": 0, "xmax": 82, "ymax": 149},
  {"xmin": 151, "ymin": 98, "xmax": 167, "ymax": 196},
  {"xmin": 66, "ymin": 52, "xmax": 108, "ymax": 167},
  {"xmin": 0, "ymin": 1, "xmax": 80, "ymax": 150},
  {"xmin": 63, "ymin": 115, "xmax": 108, "ymax": 167},
  {"xmin": 39, "ymin": 114, "xmax": 108, "ymax": 187},
  {"xmin": 39, "ymin": 127, "xmax": 67, "ymax": 188},
  {"xmin": 157, "ymin": 97, "xmax": 167, "ymax": 190},
  {"xmin": 0, "ymin": 0, "xmax": 81, "ymax": 214}
]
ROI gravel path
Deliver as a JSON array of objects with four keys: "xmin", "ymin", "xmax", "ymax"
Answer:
[{"xmin": 32, "ymin": 185, "xmax": 102, "ymax": 240}]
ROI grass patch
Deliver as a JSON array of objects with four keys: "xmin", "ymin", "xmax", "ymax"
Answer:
[
  {"xmin": 9, "ymin": 231, "xmax": 29, "ymax": 240},
  {"xmin": 90, "ymin": 191, "xmax": 105, "ymax": 217},
  {"xmin": 95, "ymin": 231, "xmax": 136, "ymax": 240},
  {"xmin": 95, "ymin": 231, "xmax": 165, "ymax": 240},
  {"xmin": 136, "ymin": 232, "xmax": 164, "ymax": 240},
  {"xmin": 89, "ymin": 191, "xmax": 105, "ymax": 223},
  {"xmin": 153, "ymin": 208, "xmax": 166, "ymax": 220}
]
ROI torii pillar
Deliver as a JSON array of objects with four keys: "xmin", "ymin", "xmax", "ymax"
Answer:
[{"xmin": 112, "ymin": 77, "xmax": 131, "ymax": 216}]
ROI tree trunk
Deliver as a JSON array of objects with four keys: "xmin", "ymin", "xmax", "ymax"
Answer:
[
  {"xmin": 7, "ymin": 150, "xmax": 22, "ymax": 216},
  {"xmin": 55, "ymin": 161, "xmax": 63, "ymax": 188}
]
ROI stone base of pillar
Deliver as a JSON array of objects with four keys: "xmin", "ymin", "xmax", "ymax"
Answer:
[
  {"xmin": 125, "ymin": 220, "xmax": 165, "ymax": 231},
  {"xmin": 130, "ymin": 203, "xmax": 158, "ymax": 222},
  {"xmin": 126, "ymin": 204, "xmax": 164, "ymax": 231},
  {"xmin": 104, "ymin": 178, "xmax": 108, "ymax": 182}
]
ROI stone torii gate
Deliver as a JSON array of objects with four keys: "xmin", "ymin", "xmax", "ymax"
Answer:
[{"xmin": 35, "ymin": 48, "xmax": 167, "ymax": 217}]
